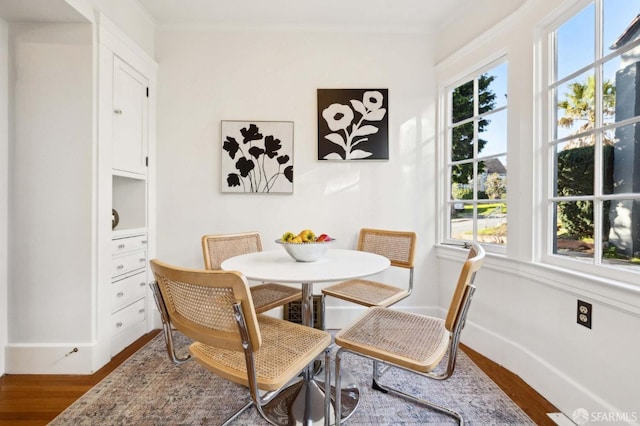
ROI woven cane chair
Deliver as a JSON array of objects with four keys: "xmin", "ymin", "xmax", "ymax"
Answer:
[
  {"xmin": 150, "ymin": 259, "xmax": 332, "ymax": 426},
  {"xmin": 202, "ymin": 232, "xmax": 301, "ymax": 313},
  {"xmin": 322, "ymin": 228, "xmax": 417, "ymax": 307},
  {"xmin": 333, "ymin": 243, "xmax": 485, "ymax": 425}
]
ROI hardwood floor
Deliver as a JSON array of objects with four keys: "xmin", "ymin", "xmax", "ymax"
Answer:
[
  {"xmin": 0, "ymin": 331, "xmax": 558, "ymax": 425},
  {"xmin": 0, "ymin": 331, "xmax": 160, "ymax": 426},
  {"xmin": 460, "ymin": 343, "xmax": 558, "ymax": 426}
]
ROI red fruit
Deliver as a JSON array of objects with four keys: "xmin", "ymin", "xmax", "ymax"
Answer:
[{"xmin": 316, "ymin": 234, "xmax": 328, "ymax": 242}]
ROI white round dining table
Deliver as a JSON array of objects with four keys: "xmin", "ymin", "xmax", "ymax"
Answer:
[
  {"xmin": 221, "ymin": 248, "xmax": 390, "ymax": 425},
  {"xmin": 221, "ymin": 248, "xmax": 390, "ymax": 284}
]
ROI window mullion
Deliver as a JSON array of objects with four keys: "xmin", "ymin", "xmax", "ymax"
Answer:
[{"xmin": 593, "ymin": 0, "xmax": 603, "ymax": 265}]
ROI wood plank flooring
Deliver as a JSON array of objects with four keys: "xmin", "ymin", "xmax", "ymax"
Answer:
[{"xmin": 0, "ymin": 330, "xmax": 558, "ymax": 425}]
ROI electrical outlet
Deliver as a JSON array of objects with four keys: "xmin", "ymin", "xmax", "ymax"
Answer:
[{"xmin": 577, "ymin": 300, "xmax": 592, "ymax": 329}]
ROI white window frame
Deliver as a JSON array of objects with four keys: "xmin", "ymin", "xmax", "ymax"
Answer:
[
  {"xmin": 439, "ymin": 55, "xmax": 508, "ymax": 255},
  {"xmin": 536, "ymin": 0, "xmax": 640, "ymax": 282}
]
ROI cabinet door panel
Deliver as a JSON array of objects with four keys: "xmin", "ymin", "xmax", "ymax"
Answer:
[{"xmin": 112, "ymin": 57, "xmax": 148, "ymax": 175}]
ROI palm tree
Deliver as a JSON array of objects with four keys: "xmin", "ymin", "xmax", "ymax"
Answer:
[{"xmin": 557, "ymin": 74, "xmax": 616, "ymax": 148}]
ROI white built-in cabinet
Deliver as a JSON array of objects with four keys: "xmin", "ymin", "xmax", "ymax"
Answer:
[
  {"xmin": 5, "ymin": 1, "xmax": 157, "ymax": 374},
  {"xmin": 100, "ymin": 15, "xmax": 158, "ymax": 361},
  {"xmin": 108, "ymin": 54, "xmax": 152, "ymax": 355}
]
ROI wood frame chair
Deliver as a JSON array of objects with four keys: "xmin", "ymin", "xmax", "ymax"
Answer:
[
  {"xmin": 202, "ymin": 232, "xmax": 301, "ymax": 313},
  {"xmin": 149, "ymin": 259, "xmax": 332, "ymax": 426},
  {"xmin": 322, "ymin": 228, "xmax": 417, "ymax": 307},
  {"xmin": 332, "ymin": 243, "xmax": 485, "ymax": 425}
]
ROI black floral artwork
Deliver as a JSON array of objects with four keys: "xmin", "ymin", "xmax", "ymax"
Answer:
[
  {"xmin": 317, "ymin": 89, "xmax": 389, "ymax": 160},
  {"xmin": 221, "ymin": 121, "xmax": 294, "ymax": 193}
]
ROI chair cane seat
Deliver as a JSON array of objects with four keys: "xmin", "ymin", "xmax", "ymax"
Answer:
[
  {"xmin": 250, "ymin": 283, "xmax": 301, "ymax": 314},
  {"xmin": 335, "ymin": 307, "xmax": 449, "ymax": 373},
  {"xmin": 190, "ymin": 314, "xmax": 331, "ymax": 391},
  {"xmin": 321, "ymin": 279, "xmax": 408, "ymax": 307}
]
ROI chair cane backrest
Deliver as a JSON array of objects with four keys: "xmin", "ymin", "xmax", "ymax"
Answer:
[
  {"xmin": 444, "ymin": 243, "xmax": 486, "ymax": 333},
  {"xmin": 358, "ymin": 228, "xmax": 417, "ymax": 269},
  {"xmin": 150, "ymin": 259, "xmax": 262, "ymax": 352},
  {"xmin": 202, "ymin": 232, "xmax": 263, "ymax": 270}
]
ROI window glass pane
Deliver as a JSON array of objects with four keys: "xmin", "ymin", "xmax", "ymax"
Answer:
[
  {"xmin": 451, "ymin": 169, "xmax": 473, "ymax": 200},
  {"xmin": 603, "ymin": 199, "xmax": 640, "ymax": 266},
  {"xmin": 478, "ymin": 109, "xmax": 507, "ymax": 158},
  {"xmin": 478, "ymin": 201, "xmax": 507, "ymax": 245},
  {"xmin": 485, "ymin": 63, "xmax": 508, "ymax": 111},
  {"xmin": 450, "ymin": 202, "xmax": 474, "ymax": 242},
  {"xmin": 554, "ymin": 200, "xmax": 595, "ymax": 258},
  {"xmin": 604, "ymin": 122, "xmax": 640, "ymax": 194},
  {"xmin": 555, "ymin": 140, "xmax": 594, "ymax": 197},
  {"xmin": 603, "ymin": 0, "xmax": 640, "ymax": 55},
  {"xmin": 607, "ymin": 45, "xmax": 640, "ymax": 124},
  {"xmin": 451, "ymin": 121, "xmax": 474, "ymax": 161},
  {"xmin": 451, "ymin": 80, "xmax": 474, "ymax": 124},
  {"xmin": 480, "ymin": 155, "xmax": 507, "ymax": 200},
  {"xmin": 556, "ymin": 71, "xmax": 595, "ymax": 140},
  {"xmin": 447, "ymin": 59, "xmax": 508, "ymax": 249},
  {"xmin": 557, "ymin": 3, "xmax": 595, "ymax": 81}
]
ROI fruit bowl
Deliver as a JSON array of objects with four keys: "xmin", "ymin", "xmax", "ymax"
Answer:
[{"xmin": 276, "ymin": 239, "xmax": 335, "ymax": 262}]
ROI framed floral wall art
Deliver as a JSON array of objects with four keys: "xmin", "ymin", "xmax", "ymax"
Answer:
[
  {"xmin": 317, "ymin": 89, "xmax": 389, "ymax": 160},
  {"xmin": 221, "ymin": 120, "xmax": 294, "ymax": 193}
]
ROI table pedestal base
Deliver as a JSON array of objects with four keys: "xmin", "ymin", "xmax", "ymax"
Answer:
[{"xmin": 261, "ymin": 376, "xmax": 359, "ymax": 425}]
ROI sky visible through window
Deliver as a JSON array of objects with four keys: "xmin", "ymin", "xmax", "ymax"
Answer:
[
  {"xmin": 558, "ymin": 2, "xmax": 640, "ymax": 80},
  {"xmin": 478, "ymin": 62, "xmax": 507, "ymax": 162}
]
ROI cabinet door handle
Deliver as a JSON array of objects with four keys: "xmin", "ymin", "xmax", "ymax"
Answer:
[
  {"xmin": 114, "ymin": 109, "xmax": 123, "ymax": 115},
  {"xmin": 139, "ymin": 308, "xmax": 145, "ymax": 314},
  {"xmin": 116, "ymin": 265, "xmax": 124, "ymax": 270},
  {"xmin": 139, "ymin": 258, "xmax": 146, "ymax": 263},
  {"xmin": 118, "ymin": 244, "xmax": 126, "ymax": 249},
  {"xmin": 116, "ymin": 321, "xmax": 123, "ymax": 328},
  {"xmin": 139, "ymin": 282, "xmax": 146, "ymax": 287},
  {"xmin": 117, "ymin": 291, "xmax": 124, "ymax": 297},
  {"xmin": 141, "ymin": 240, "xmax": 148, "ymax": 245}
]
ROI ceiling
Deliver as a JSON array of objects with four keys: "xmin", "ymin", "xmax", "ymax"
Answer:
[
  {"xmin": 0, "ymin": 0, "xmax": 88, "ymax": 22},
  {"xmin": 135, "ymin": 0, "xmax": 470, "ymax": 33}
]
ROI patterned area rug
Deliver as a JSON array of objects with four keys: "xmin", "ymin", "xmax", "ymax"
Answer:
[{"xmin": 50, "ymin": 333, "xmax": 534, "ymax": 425}]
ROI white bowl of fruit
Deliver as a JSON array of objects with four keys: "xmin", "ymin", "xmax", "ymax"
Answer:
[{"xmin": 276, "ymin": 230, "xmax": 335, "ymax": 262}]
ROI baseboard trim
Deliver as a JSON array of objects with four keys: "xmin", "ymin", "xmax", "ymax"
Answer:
[{"xmin": 5, "ymin": 341, "xmax": 98, "ymax": 374}]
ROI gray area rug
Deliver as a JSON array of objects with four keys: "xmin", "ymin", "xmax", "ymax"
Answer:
[{"xmin": 50, "ymin": 333, "xmax": 534, "ymax": 425}]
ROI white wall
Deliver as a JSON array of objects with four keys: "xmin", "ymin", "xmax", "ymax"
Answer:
[
  {"xmin": 154, "ymin": 28, "xmax": 443, "ymax": 325},
  {"xmin": 0, "ymin": 17, "xmax": 9, "ymax": 375},
  {"xmin": 436, "ymin": 0, "xmax": 640, "ymax": 421},
  {"xmin": 9, "ymin": 23, "xmax": 93, "ymax": 343}
]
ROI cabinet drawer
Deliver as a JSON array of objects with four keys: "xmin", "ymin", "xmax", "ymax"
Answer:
[
  {"xmin": 112, "ymin": 234, "xmax": 148, "ymax": 255},
  {"xmin": 112, "ymin": 271, "xmax": 147, "ymax": 313},
  {"xmin": 112, "ymin": 250, "xmax": 147, "ymax": 278},
  {"xmin": 112, "ymin": 298, "xmax": 146, "ymax": 335}
]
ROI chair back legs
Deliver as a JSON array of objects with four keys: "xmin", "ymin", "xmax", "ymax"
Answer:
[{"xmin": 149, "ymin": 282, "xmax": 191, "ymax": 364}]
